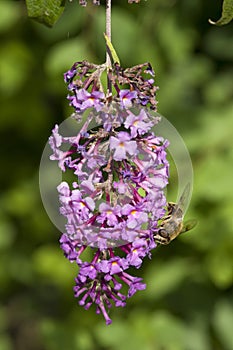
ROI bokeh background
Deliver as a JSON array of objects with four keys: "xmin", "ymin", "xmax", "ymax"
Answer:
[{"xmin": 0, "ymin": 1, "xmax": 233, "ymax": 349}]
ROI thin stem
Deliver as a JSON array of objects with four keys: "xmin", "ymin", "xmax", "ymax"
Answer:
[
  {"xmin": 106, "ymin": 0, "xmax": 111, "ymax": 68},
  {"xmin": 106, "ymin": 0, "xmax": 112, "ymax": 96}
]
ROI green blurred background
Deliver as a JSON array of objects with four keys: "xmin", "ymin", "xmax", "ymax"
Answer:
[{"xmin": 0, "ymin": 1, "xmax": 233, "ymax": 349}]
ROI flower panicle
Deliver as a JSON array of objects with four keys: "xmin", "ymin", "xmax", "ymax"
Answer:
[{"xmin": 49, "ymin": 57, "xmax": 170, "ymax": 324}]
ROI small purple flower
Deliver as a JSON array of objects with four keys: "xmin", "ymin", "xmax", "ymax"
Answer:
[
  {"xmin": 119, "ymin": 89, "xmax": 137, "ymax": 108},
  {"xmin": 128, "ymin": 277, "xmax": 146, "ymax": 297},
  {"xmin": 68, "ymin": 88, "xmax": 105, "ymax": 112},
  {"xmin": 57, "ymin": 181, "xmax": 71, "ymax": 204},
  {"xmin": 126, "ymin": 238, "xmax": 150, "ymax": 267},
  {"xmin": 121, "ymin": 203, "xmax": 148, "ymax": 229},
  {"xmin": 49, "ymin": 125, "xmax": 72, "ymax": 171},
  {"xmin": 110, "ymin": 131, "xmax": 137, "ymax": 161},
  {"xmin": 113, "ymin": 181, "xmax": 128, "ymax": 194},
  {"xmin": 57, "ymin": 182, "xmax": 95, "ymax": 224},
  {"xmin": 79, "ymin": 262, "xmax": 99, "ymax": 280},
  {"xmin": 59, "ymin": 234, "xmax": 79, "ymax": 261},
  {"xmin": 120, "ymin": 272, "xmax": 146, "ymax": 297},
  {"xmin": 49, "ymin": 124, "xmax": 62, "ymax": 150},
  {"xmin": 59, "ymin": 233, "xmax": 86, "ymax": 263},
  {"xmin": 98, "ymin": 256, "xmax": 129, "ymax": 275},
  {"xmin": 80, "ymin": 178, "xmax": 95, "ymax": 194},
  {"xmin": 71, "ymin": 189, "xmax": 95, "ymax": 211},
  {"xmin": 64, "ymin": 63, "xmax": 77, "ymax": 83},
  {"xmin": 86, "ymin": 153, "xmax": 107, "ymax": 169},
  {"xmin": 97, "ymin": 203, "xmax": 121, "ymax": 226},
  {"xmin": 124, "ymin": 109, "xmax": 153, "ymax": 137}
]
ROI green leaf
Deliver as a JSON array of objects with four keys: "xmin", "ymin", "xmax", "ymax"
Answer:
[
  {"xmin": 103, "ymin": 33, "xmax": 121, "ymax": 65},
  {"xmin": 25, "ymin": 0, "xmax": 65, "ymax": 27},
  {"xmin": 209, "ymin": 0, "xmax": 233, "ymax": 26}
]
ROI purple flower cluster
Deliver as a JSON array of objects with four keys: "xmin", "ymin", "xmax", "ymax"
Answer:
[
  {"xmin": 48, "ymin": 55, "xmax": 170, "ymax": 324},
  {"xmin": 64, "ymin": 60, "xmax": 158, "ymax": 115},
  {"xmin": 49, "ymin": 103, "xmax": 169, "ymax": 324}
]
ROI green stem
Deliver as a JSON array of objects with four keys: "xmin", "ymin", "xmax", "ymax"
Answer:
[
  {"xmin": 106, "ymin": 0, "xmax": 111, "ymax": 68},
  {"xmin": 106, "ymin": 0, "xmax": 112, "ymax": 96}
]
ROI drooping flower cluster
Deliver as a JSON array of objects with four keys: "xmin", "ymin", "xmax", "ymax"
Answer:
[{"xmin": 49, "ymin": 59, "xmax": 169, "ymax": 324}]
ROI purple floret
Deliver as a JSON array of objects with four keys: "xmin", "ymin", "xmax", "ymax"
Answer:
[{"xmin": 110, "ymin": 131, "xmax": 137, "ymax": 161}]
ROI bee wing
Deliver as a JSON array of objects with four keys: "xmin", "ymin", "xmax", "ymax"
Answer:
[
  {"xmin": 181, "ymin": 219, "xmax": 198, "ymax": 234},
  {"xmin": 176, "ymin": 183, "xmax": 191, "ymax": 213}
]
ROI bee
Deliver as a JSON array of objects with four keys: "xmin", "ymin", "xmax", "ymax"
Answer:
[{"xmin": 153, "ymin": 183, "xmax": 197, "ymax": 245}]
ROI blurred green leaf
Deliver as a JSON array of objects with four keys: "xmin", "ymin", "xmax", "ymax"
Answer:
[
  {"xmin": 149, "ymin": 311, "xmax": 188, "ymax": 350},
  {"xmin": 73, "ymin": 329, "xmax": 94, "ymax": 350},
  {"xmin": 203, "ymin": 70, "xmax": 233, "ymax": 106},
  {"xmin": 40, "ymin": 319, "xmax": 77, "ymax": 350},
  {"xmin": 0, "ymin": 42, "xmax": 33, "ymax": 95},
  {"xmin": 0, "ymin": 335, "xmax": 12, "ymax": 350},
  {"xmin": 3, "ymin": 181, "xmax": 37, "ymax": 216},
  {"xmin": 94, "ymin": 321, "xmax": 132, "ymax": 350},
  {"xmin": 206, "ymin": 244, "xmax": 233, "ymax": 288},
  {"xmin": 195, "ymin": 152, "xmax": 233, "ymax": 201},
  {"xmin": 8, "ymin": 255, "xmax": 34, "ymax": 285},
  {"xmin": 0, "ymin": 1, "xmax": 21, "ymax": 33},
  {"xmin": 186, "ymin": 106, "xmax": 233, "ymax": 152},
  {"xmin": 145, "ymin": 258, "xmax": 192, "ymax": 300},
  {"xmin": 0, "ymin": 307, "xmax": 7, "ymax": 332},
  {"xmin": 0, "ymin": 218, "xmax": 16, "ymax": 250},
  {"xmin": 203, "ymin": 29, "xmax": 233, "ymax": 60},
  {"xmin": 32, "ymin": 245, "xmax": 77, "ymax": 286},
  {"xmin": 209, "ymin": 0, "xmax": 233, "ymax": 26},
  {"xmin": 157, "ymin": 14, "xmax": 197, "ymax": 64},
  {"xmin": 185, "ymin": 316, "xmax": 211, "ymax": 350},
  {"xmin": 40, "ymin": 317, "xmax": 96, "ymax": 350},
  {"xmin": 45, "ymin": 38, "xmax": 92, "ymax": 76},
  {"xmin": 213, "ymin": 300, "xmax": 233, "ymax": 350},
  {"xmin": 158, "ymin": 55, "xmax": 214, "ymax": 117},
  {"xmin": 26, "ymin": 0, "xmax": 65, "ymax": 27},
  {"xmin": 95, "ymin": 310, "xmax": 189, "ymax": 350}
]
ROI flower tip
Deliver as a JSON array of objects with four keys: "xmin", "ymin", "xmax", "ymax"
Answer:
[
  {"xmin": 106, "ymin": 318, "xmax": 112, "ymax": 326},
  {"xmin": 115, "ymin": 301, "xmax": 126, "ymax": 308}
]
